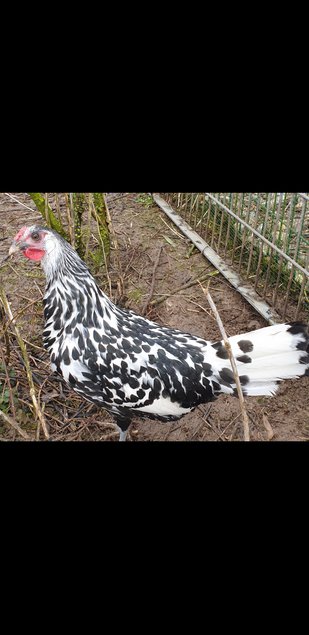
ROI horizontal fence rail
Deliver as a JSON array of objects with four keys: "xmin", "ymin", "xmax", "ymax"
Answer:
[{"xmin": 157, "ymin": 193, "xmax": 309, "ymax": 321}]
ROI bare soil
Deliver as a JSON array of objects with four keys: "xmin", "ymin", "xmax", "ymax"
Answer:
[{"xmin": 0, "ymin": 192, "xmax": 308, "ymax": 441}]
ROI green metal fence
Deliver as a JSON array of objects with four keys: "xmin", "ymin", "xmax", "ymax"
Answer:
[{"xmin": 158, "ymin": 193, "xmax": 309, "ymax": 320}]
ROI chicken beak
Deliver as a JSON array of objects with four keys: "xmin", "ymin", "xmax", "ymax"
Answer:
[{"xmin": 9, "ymin": 241, "xmax": 20, "ymax": 256}]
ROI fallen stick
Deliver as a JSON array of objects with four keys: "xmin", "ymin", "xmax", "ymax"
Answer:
[
  {"xmin": 0, "ymin": 409, "xmax": 31, "ymax": 440},
  {"xmin": 151, "ymin": 270, "xmax": 218, "ymax": 307},
  {"xmin": 142, "ymin": 246, "xmax": 163, "ymax": 314},
  {"xmin": 199, "ymin": 281, "xmax": 250, "ymax": 442}
]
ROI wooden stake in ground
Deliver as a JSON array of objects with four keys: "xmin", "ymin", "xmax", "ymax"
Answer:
[{"xmin": 199, "ymin": 282, "xmax": 250, "ymax": 442}]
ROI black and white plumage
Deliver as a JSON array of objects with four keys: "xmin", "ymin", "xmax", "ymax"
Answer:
[{"xmin": 10, "ymin": 225, "xmax": 309, "ymax": 441}]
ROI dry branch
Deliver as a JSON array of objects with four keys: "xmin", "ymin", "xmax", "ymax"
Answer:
[
  {"xmin": 0, "ymin": 345, "xmax": 16, "ymax": 418},
  {"xmin": 151, "ymin": 270, "xmax": 218, "ymax": 307},
  {"xmin": 141, "ymin": 246, "xmax": 163, "ymax": 315},
  {"xmin": 0, "ymin": 409, "xmax": 31, "ymax": 440},
  {"xmin": 199, "ymin": 282, "xmax": 250, "ymax": 441},
  {"xmin": 0, "ymin": 287, "xmax": 49, "ymax": 440},
  {"xmin": 0, "ymin": 255, "xmax": 10, "ymax": 268}
]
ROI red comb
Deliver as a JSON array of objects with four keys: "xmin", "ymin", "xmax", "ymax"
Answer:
[{"xmin": 13, "ymin": 226, "xmax": 28, "ymax": 241}]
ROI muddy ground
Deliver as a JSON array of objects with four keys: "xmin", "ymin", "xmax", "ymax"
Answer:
[{"xmin": 0, "ymin": 192, "xmax": 308, "ymax": 441}]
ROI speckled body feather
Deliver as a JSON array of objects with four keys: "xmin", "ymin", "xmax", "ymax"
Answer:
[
  {"xmin": 10, "ymin": 226, "xmax": 309, "ymax": 437},
  {"xmin": 40, "ymin": 230, "xmax": 309, "ymax": 429}
]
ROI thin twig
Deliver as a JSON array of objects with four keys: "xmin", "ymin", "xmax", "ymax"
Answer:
[
  {"xmin": 151, "ymin": 270, "xmax": 218, "ymax": 307},
  {"xmin": 190, "ymin": 404, "xmax": 213, "ymax": 440},
  {"xmin": 163, "ymin": 420, "xmax": 185, "ymax": 440},
  {"xmin": 215, "ymin": 413, "xmax": 242, "ymax": 441},
  {"xmin": 3, "ymin": 192, "xmax": 38, "ymax": 213},
  {"xmin": 159, "ymin": 215, "xmax": 186, "ymax": 240},
  {"xmin": 141, "ymin": 246, "xmax": 163, "ymax": 315},
  {"xmin": 0, "ymin": 255, "xmax": 10, "ymax": 268},
  {"xmin": 199, "ymin": 281, "xmax": 250, "ymax": 442},
  {"xmin": 0, "ymin": 345, "xmax": 16, "ymax": 419},
  {"xmin": 1, "ymin": 297, "xmax": 42, "ymax": 334},
  {"xmin": 0, "ymin": 409, "xmax": 31, "ymax": 440},
  {"xmin": 185, "ymin": 297, "xmax": 213, "ymax": 318},
  {"xmin": 106, "ymin": 193, "xmax": 129, "ymax": 204},
  {"xmin": 0, "ymin": 287, "xmax": 50, "ymax": 440}
]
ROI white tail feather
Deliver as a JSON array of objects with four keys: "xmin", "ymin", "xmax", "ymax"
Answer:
[{"xmin": 210, "ymin": 322, "xmax": 309, "ymax": 398}]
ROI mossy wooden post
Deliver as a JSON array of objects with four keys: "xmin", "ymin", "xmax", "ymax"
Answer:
[
  {"xmin": 72, "ymin": 193, "xmax": 86, "ymax": 257},
  {"xmin": 28, "ymin": 192, "xmax": 110, "ymax": 266},
  {"xmin": 92, "ymin": 193, "xmax": 110, "ymax": 266},
  {"xmin": 27, "ymin": 193, "xmax": 67, "ymax": 238}
]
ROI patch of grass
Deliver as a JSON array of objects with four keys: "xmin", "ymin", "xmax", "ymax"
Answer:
[
  {"xmin": 88, "ymin": 247, "xmax": 107, "ymax": 271},
  {"xmin": 135, "ymin": 194, "xmax": 153, "ymax": 208},
  {"xmin": 0, "ymin": 387, "xmax": 11, "ymax": 413},
  {"xmin": 0, "ymin": 366, "xmax": 17, "ymax": 414},
  {"xmin": 127, "ymin": 288, "xmax": 143, "ymax": 303}
]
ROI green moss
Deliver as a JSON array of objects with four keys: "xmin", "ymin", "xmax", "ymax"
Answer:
[
  {"xmin": 72, "ymin": 193, "xmax": 86, "ymax": 257},
  {"xmin": 135, "ymin": 194, "xmax": 153, "ymax": 208},
  {"xmin": 0, "ymin": 366, "xmax": 18, "ymax": 414},
  {"xmin": 127, "ymin": 288, "xmax": 143, "ymax": 303},
  {"xmin": 28, "ymin": 193, "xmax": 67, "ymax": 238},
  {"xmin": 92, "ymin": 193, "xmax": 110, "ymax": 261},
  {"xmin": 88, "ymin": 247, "xmax": 105, "ymax": 270}
]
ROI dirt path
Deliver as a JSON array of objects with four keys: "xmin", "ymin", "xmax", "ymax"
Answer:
[{"xmin": 0, "ymin": 193, "xmax": 308, "ymax": 441}]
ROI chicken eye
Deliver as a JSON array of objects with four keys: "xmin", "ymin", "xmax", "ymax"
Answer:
[{"xmin": 31, "ymin": 231, "xmax": 40, "ymax": 241}]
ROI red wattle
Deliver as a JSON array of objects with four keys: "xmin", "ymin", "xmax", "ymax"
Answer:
[{"xmin": 23, "ymin": 248, "xmax": 45, "ymax": 261}]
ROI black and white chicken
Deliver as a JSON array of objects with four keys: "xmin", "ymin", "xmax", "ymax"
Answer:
[{"xmin": 9, "ymin": 225, "xmax": 309, "ymax": 441}]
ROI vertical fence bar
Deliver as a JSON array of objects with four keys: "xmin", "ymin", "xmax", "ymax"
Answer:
[
  {"xmin": 193, "ymin": 194, "xmax": 201, "ymax": 230},
  {"xmin": 238, "ymin": 193, "xmax": 252, "ymax": 274},
  {"xmin": 204, "ymin": 193, "xmax": 213, "ymax": 241},
  {"xmin": 293, "ymin": 196, "xmax": 307, "ymax": 264},
  {"xmin": 263, "ymin": 193, "xmax": 284, "ymax": 296},
  {"xmin": 246, "ymin": 194, "xmax": 261, "ymax": 279},
  {"xmin": 217, "ymin": 193, "xmax": 228, "ymax": 252},
  {"xmin": 157, "ymin": 193, "xmax": 309, "ymax": 320},
  {"xmin": 210, "ymin": 193, "xmax": 219, "ymax": 248},
  {"xmin": 184, "ymin": 193, "xmax": 190, "ymax": 222},
  {"xmin": 231, "ymin": 192, "xmax": 244, "ymax": 264},
  {"xmin": 188, "ymin": 193, "xmax": 194, "ymax": 226},
  {"xmin": 196, "ymin": 193, "xmax": 208, "ymax": 238},
  {"xmin": 272, "ymin": 194, "xmax": 296, "ymax": 307},
  {"xmin": 224, "ymin": 193, "xmax": 235, "ymax": 258},
  {"xmin": 254, "ymin": 193, "xmax": 272, "ymax": 292}
]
